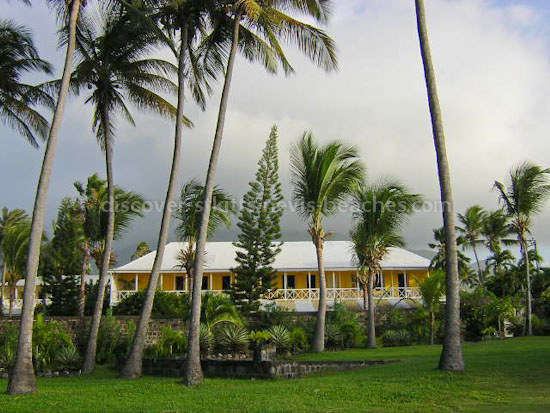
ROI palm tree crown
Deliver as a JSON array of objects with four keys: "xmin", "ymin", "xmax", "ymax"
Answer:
[{"xmin": 0, "ymin": 19, "xmax": 53, "ymax": 146}]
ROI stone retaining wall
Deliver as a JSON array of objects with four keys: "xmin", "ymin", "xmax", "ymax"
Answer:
[
  {"xmin": 0, "ymin": 316, "xmax": 185, "ymax": 346},
  {"xmin": 142, "ymin": 358, "xmax": 400, "ymax": 379}
]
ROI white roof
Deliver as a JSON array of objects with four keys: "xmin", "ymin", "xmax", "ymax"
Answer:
[{"xmin": 114, "ymin": 241, "xmax": 430, "ymax": 273}]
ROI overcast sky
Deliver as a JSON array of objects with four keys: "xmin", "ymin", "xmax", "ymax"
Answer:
[{"xmin": 1, "ymin": 0, "xmax": 549, "ymax": 266}]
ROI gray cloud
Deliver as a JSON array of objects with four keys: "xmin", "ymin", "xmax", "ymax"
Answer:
[{"xmin": 1, "ymin": 0, "xmax": 549, "ymax": 266}]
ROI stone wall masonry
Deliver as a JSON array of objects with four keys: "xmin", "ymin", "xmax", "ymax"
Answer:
[{"xmin": 142, "ymin": 358, "xmax": 400, "ymax": 379}]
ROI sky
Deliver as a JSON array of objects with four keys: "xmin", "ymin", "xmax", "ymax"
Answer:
[{"xmin": 1, "ymin": 0, "xmax": 550, "ymax": 266}]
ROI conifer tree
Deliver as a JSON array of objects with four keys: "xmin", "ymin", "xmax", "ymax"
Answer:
[{"xmin": 231, "ymin": 126, "xmax": 284, "ymax": 315}]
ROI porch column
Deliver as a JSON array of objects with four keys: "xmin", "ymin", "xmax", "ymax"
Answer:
[
  {"xmin": 283, "ymin": 272, "xmax": 287, "ymax": 290},
  {"xmin": 185, "ymin": 276, "xmax": 188, "ymax": 291},
  {"xmin": 159, "ymin": 274, "xmax": 163, "ymax": 290},
  {"xmin": 209, "ymin": 273, "xmax": 213, "ymax": 290},
  {"xmin": 135, "ymin": 274, "xmax": 138, "ymax": 291},
  {"xmin": 307, "ymin": 272, "xmax": 311, "ymax": 299},
  {"xmin": 332, "ymin": 272, "xmax": 336, "ymax": 289}
]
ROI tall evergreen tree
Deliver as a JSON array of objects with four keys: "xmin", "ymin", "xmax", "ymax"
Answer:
[
  {"xmin": 40, "ymin": 198, "xmax": 83, "ymax": 316},
  {"xmin": 230, "ymin": 126, "xmax": 284, "ymax": 315}
]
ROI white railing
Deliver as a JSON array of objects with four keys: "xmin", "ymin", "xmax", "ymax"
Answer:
[
  {"xmin": 264, "ymin": 287, "xmax": 421, "ymax": 301},
  {"xmin": 113, "ymin": 287, "xmax": 422, "ymax": 303},
  {"xmin": 1, "ymin": 299, "xmax": 46, "ymax": 311}
]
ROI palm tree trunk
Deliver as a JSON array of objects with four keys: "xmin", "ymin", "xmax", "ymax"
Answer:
[
  {"xmin": 183, "ymin": 12, "xmax": 243, "ymax": 386},
  {"xmin": 313, "ymin": 238, "xmax": 327, "ymax": 352},
  {"xmin": 78, "ymin": 240, "xmax": 90, "ymax": 317},
  {"xmin": 120, "ymin": 28, "xmax": 188, "ymax": 380},
  {"xmin": 472, "ymin": 244, "xmax": 483, "ymax": 285},
  {"xmin": 0, "ymin": 261, "xmax": 6, "ymax": 316},
  {"xmin": 430, "ymin": 310, "xmax": 435, "ymax": 345},
  {"xmin": 7, "ymin": 0, "xmax": 81, "ymax": 395},
  {"xmin": 367, "ymin": 271, "xmax": 376, "ymax": 349},
  {"xmin": 362, "ymin": 282, "xmax": 367, "ymax": 313},
  {"xmin": 415, "ymin": 0, "xmax": 464, "ymax": 372},
  {"xmin": 82, "ymin": 108, "xmax": 116, "ymax": 374},
  {"xmin": 9, "ymin": 286, "xmax": 14, "ymax": 318},
  {"xmin": 522, "ymin": 240, "xmax": 533, "ymax": 336}
]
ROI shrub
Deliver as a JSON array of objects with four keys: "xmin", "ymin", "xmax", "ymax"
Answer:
[
  {"xmin": 113, "ymin": 291, "xmax": 190, "ymax": 318},
  {"xmin": 0, "ymin": 346, "xmax": 15, "ymax": 372},
  {"xmin": 32, "ymin": 314, "xmax": 74, "ymax": 371},
  {"xmin": 249, "ymin": 330, "xmax": 273, "ymax": 347},
  {"xmin": 215, "ymin": 324, "xmax": 250, "ymax": 354},
  {"xmin": 158, "ymin": 327, "xmax": 187, "ymax": 357},
  {"xmin": 339, "ymin": 321, "xmax": 362, "ymax": 348},
  {"xmin": 96, "ymin": 312, "xmax": 122, "ymax": 365},
  {"xmin": 289, "ymin": 328, "xmax": 309, "ymax": 352},
  {"xmin": 325, "ymin": 324, "xmax": 342, "ymax": 348},
  {"xmin": 381, "ymin": 329, "xmax": 412, "ymax": 347},
  {"xmin": 268, "ymin": 325, "xmax": 291, "ymax": 353},
  {"xmin": 55, "ymin": 346, "xmax": 81, "ymax": 371},
  {"xmin": 253, "ymin": 303, "xmax": 295, "ymax": 330},
  {"xmin": 200, "ymin": 324, "xmax": 214, "ymax": 356}
]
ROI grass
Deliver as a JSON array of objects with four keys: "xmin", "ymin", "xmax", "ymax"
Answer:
[{"xmin": 1, "ymin": 337, "xmax": 549, "ymax": 412}]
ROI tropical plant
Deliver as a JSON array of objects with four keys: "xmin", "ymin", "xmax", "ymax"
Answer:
[
  {"xmin": 214, "ymin": 324, "xmax": 249, "ymax": 355},
  {"xmin": 185, "ymin": 0, "xmax": 339, "ymax": 385},
  {"xmin": 9, "ymin": 0, "xmax": 85, "ymax": 395},
  {"xmin": 231, "ymin": 126, "xmax": 284, "ymax": 315},
  {"xmin": 415, "ymin": 0, "xmax": 464, "ymax": 371},
  {"xmin": 417, "ymin": 271, "xmax": 445, "ymax": 345},
  {"xmin": 0, "ymin": 208, "xmax": 28, "ymax": 313},
  {"xmin": 290, "ymin": 132, "xmax": 364, "ymax": 354},
  {"xmin": 350, "ymin": 178, "xmax": 421, "ymax": 348},
  {"xmin": 457, "ymin": 206, "xmax": 487, "ymax": 285},
  {"xmin": 73, "ymin": 174, "xmax": 145, "ymax": 318},
  {"xmin": 55, "ymin": 346, "xmax": 81, "ymax": 371},
  {"xmin": 96, "ymin": 312, "xmax": 122, "ymax": 365},
  {"xmin": 494, "ymin": 161, "xmax": 550, "ymax": 336},
  {"xmin": 131, "ymin": 241, "xmax": 151, "ymax": 260},
  {"xmin": 481, "ymin": 209, "xmax": 515, "ymax": 256},
  {"xmin": 174, "ymin": 179, "xmax": 235, "ymax": 287},
  {"xmin": 32, "ymin": 314, "xmax": 74, "ymax": 372},
  {"xmin": 199, "ymin": 323, "xmax": 214, "ymax": 356},
  {"xmin": 289, "ymin": 328, "xmax": 309, "ymax": 353},
  {"xmin": 0, "ymin": 18, "xmax": 53, "ymax": 147},
  {"xmin": 324, "ymin": 323, "xmax": 342, "ymax": 348},
  {"xmin": 113, "ymin": 291, "xmax": 190, "ymax": 318},
  {"xmin": 381, "ymin": 329, "xmax": 412, "ymax": 347},
  {"xmin": 267, "ymin": 325, "xmax": 291, "ymax": 353},
  {"xmin": 428, "ymin": 227, "xmax": 472, "ymax": 282},
  {"xmin": 1, "ymin": 218, "xmax": 31, "ymax": 317}
]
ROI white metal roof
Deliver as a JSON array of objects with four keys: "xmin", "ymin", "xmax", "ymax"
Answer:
[{"xmin": 113, "ymin": 241, "xmax": 430, "ymax": 273}]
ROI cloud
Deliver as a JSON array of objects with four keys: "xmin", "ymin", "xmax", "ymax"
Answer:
[{"xmin": 1, "ymin": 0, "xmax": 549, "ymax": 265}]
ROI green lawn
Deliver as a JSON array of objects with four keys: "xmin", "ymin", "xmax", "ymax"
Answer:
[{"xmin": 1, "ymin": 337, "xmax": 549, "ymax": 412}]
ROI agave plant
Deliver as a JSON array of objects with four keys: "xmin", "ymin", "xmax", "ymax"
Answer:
[
  {"xmin": 214, "ymin": 324, "xmax": 250, "ymax": 355},
  {"xmin": 55, "ymin": 346, "xmax": 81, "ymax": 371},
  {"xmin": 199, "ymin": 323, "xmax": 213, "ymax": 356},
  {"xmin": 268, "ymin": 325, "xmax": 291, "ymax": 353},
  {"xmin": 324, "ymin": 324, "xmax": 342, "ymax": 348}
]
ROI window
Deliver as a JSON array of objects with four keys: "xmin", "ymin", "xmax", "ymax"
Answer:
[
  {"xmin": 285, "ymin": 275, "xmax": 296, "ymax": 289},
  {"xmin": 222, "ymin": 276, "xmax": 231, "ymax": 291},
  {"xmin": 202, "ymin": 275, "xmax": 209, "ymax": 290},
  {"xmin": 175, "ymin": 276, "xmax": 185, "ymax": 291},
  {"xmin": 398, "ymin": 273, "xmax": 407, "ymax": 289},
  {"xmin": 307, "ymin": 275, "xmax": 316, "ymax": 289},
  {"xmin": 374, "ymin": 273, "xmax": 384, "ymax": 289}
]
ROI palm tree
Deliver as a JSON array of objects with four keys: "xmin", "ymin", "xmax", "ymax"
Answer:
[
  {"xmin": 417, "ymin": 271, "xmax": 445, "ymax": 345},
  {"xmin": 494, "ymin": 161, "xmax": 550, "ymax": 336},
  {"xmin": 428, "ymin": 227, "xmax": 472, "ymax": 282},
  {"xmin": 131, "ymin": 241, "xmax": 151, "ymax": 260},
  {"xmin": 0, "ymin": 19, "xmax": 53, "ymax": 147},
  {"xmin": 0, "ymin": 208, "xmax": 28, "ymax": 314},
  {"xmin": 415, "ymin": 0, "xmax": 464, "ymax": 372},
  {"xmin": 119, "ymin": 0, "xmax": 225, "ymax": 380},
  {"xmin": 290, "ymin": 132, "xmax": 364, "ymax": 353},
  {"xmin": 457, "ymin": 205, "xmax": 487, "ymax": 285},
  {"xmin": 184, "ymin": 0, "xmax": 338, "ymax": 385},
  {"xmin": 2, "ymin": 221, "xmax": 31, "ymax": 317},
  {"xmin": 59, "ymin": 8, "xmax": 178, "ymax": 374},
  {"xmin": 350, "ymin": 178, "xmax": 421, "ymax": 348},
  {"xmin": 174, "ymin": 179, "xmax": 235, "ymax": 288},
  {"xmin": 9, "ymin": 0, "xmax": 86, "ymax": 395}
]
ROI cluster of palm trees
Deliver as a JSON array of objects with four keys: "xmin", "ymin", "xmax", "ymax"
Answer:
[
  {"xmin": 431, "ymin": 161, "xmax": 550, "ymax": 337},
  {"xmin": 2, "ymin": 0, "xmax": 466, "ymax": 394}
]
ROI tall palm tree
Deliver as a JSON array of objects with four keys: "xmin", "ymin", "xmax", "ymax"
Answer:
[
  {"xmin": 291, "ymin": 132, "xmax": 364, "ymax": 353},
  {"xmin": 58, "ymin": 8, "xmax": 178, "ymax": 374},
  {"xmin": 174, "ymin": 179, "xmax": 235, "ymax": 286},
  {"xmin": 0, "ymin": 208, "xmax": 28, "ymax": 314},
  {"xmin": 0, "ymin": 19, "xmax": 53, "ymax": 147},
  {"xmin": 417, "ymin": 271, "xmax": 445, "ymax": 345},
  {"xmin": 119, "ymin": 0, "xmax": 224, "ymax": 380},
  {"xmin": 185, "ymin": 0, "xmax": 338, "ymax": 385},
  {"xmin": 9, "ymin": 0, "xmax": 85, "ymax": 395},
  {"xmin": 350, "ymin": 178, "xmax": 421, "ymax": 348},
  {"xmin": 481, "ymin": 209, "xmax": 514, "ymax": 256},
  {"xmin": 457, "ymin": 205, "xmax": 487, "ymax": 285},
  {"xmin": 494, "ymin": 161, "xmax": 550, "ymax": 336},
  {"xmin": 415, "ymin": 0, "xmax": 464, "ymax": 372}
]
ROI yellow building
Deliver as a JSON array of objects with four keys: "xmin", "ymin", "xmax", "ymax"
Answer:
[{"xmin": 110, "ymin": 241, "xmax": 430, "ymax": 311}]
